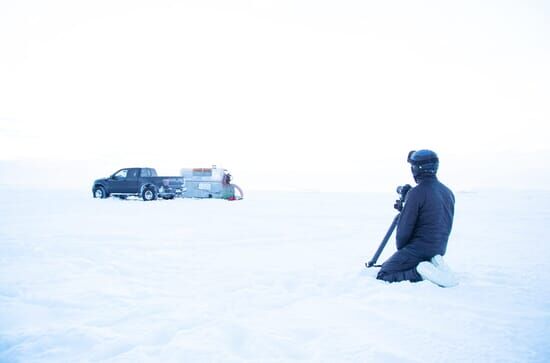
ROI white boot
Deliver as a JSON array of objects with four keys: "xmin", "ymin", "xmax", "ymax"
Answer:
[
  {"xmin": 431, "ymin": 255, "xmax": 452, "ymax": 273},
  {"xmin": 417, "ymin": 259, "xmax": 459, "ymax": 288}
]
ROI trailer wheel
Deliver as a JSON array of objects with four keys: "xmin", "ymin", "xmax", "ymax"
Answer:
[
  {"xmin": 142, "ymin": 187, "xmax": 156, "ymax": 201},
  {"xmin": 93, "ymin": 186, "xmax": 108, "ymax": 199}
]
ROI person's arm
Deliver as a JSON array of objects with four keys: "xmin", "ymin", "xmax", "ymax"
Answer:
[{"xmin": 396, "ymin": 188, "xmax": 421, "ymax": 249}]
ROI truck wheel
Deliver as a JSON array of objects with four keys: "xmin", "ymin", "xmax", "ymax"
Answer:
[
  {"xmin": 93, "ymin": 186, "xmax": 108, "ymax": 199},
  {"xmin": 142, "ymin": 187, "xmax": 156, "ymax": 201}
]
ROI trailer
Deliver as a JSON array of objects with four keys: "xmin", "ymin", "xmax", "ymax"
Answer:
[{"xmin": 180, "ymin": 165, "xmax": 243, "ymax": 200}]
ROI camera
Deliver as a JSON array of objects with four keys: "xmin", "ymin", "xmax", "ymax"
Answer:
[{"xmin": 394, "ymin": 184, "xmax": 412, "ymax": 211}]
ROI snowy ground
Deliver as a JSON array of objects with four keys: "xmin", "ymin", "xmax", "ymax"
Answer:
[{"xmin": 0, "ymin": 187, "xmax": 549, "ymax": 362}]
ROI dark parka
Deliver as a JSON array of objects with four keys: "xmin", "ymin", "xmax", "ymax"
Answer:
[{"xmin": 377, "ymin": 175, "xmax": 455, "ymax": 283}]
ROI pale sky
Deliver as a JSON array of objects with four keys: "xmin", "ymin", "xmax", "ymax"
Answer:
[{"xmin": 1, "ymin": 0, "xmax": 549, "ymax": 191}]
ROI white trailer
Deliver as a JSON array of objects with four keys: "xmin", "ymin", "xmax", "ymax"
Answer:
[{"xmin": 180, "ymin": 165, "xmax": 243, "ymax": 200}]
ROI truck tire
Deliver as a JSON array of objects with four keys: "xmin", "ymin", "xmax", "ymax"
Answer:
[
  {"xmin": 93, "ymin": 186, "xmax": 108, "ymax": 199},
  {"xmin": 142, "ymin": 187, "xmax": 156, "ymax": 201}
]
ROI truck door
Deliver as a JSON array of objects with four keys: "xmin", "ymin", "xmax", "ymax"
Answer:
[
  {"xmin": 110, "ymin": 168, "xmax": 138, "ymax": 193},
  {"xmin": 110, "ymin": 169, "xmax": 128, "ymax": 193},
  {"xmin": 124, "ymin": 168, "xmax": 139, "ymax": 193}
]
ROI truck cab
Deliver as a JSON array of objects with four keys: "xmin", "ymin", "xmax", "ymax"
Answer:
[{"xmin": 108, "ymin": 168, "xmax": 156, "ymax": 194}]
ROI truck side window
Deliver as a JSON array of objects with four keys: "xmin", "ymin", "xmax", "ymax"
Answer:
[
  {"xmin": 127, "ymin": 169, "xmax": 138, "ymax": 179},
  {"xmin": 114, "ymin": 169, "xmax": 128, "ymax": 179}
]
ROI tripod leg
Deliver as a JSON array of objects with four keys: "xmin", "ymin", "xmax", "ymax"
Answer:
[{"xmin": 365, "ymin": 213, "xmax": 400, "ymax": 268}]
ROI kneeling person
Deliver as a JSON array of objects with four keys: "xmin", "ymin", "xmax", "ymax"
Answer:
[{"xmin": 376, "ymin": 149, "xmax": 458, "ymax": 287}]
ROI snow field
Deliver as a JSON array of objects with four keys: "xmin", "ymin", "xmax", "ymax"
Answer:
[{"xmin": 0, "ymin": 188, "xmax": 549, "ymax": 362}]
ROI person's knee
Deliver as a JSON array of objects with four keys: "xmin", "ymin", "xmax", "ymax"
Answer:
[
  {"xmin": 376, "ymin": 270, "xmax": 388, "ymax": 281},
  {"xmin": 376, "ymin": 268, "xmax": 401, "ymax": 283},
  {"xmin": 376, "ymin": 266, "xmax": 423, "ymax": 283}
]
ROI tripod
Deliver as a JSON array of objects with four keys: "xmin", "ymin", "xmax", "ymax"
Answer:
[
  {"xmin": 365, "ymin": 183, "xmax": 410, "ymax": 268},
  {"xmin": 365, "ymin": 213, "xmax": 401, "ymax": 268}
]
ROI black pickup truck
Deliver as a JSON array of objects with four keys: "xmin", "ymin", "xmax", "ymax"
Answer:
[{"xmin": 92, "ymin": 168, "xmax": 185, "ymax": 201}]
